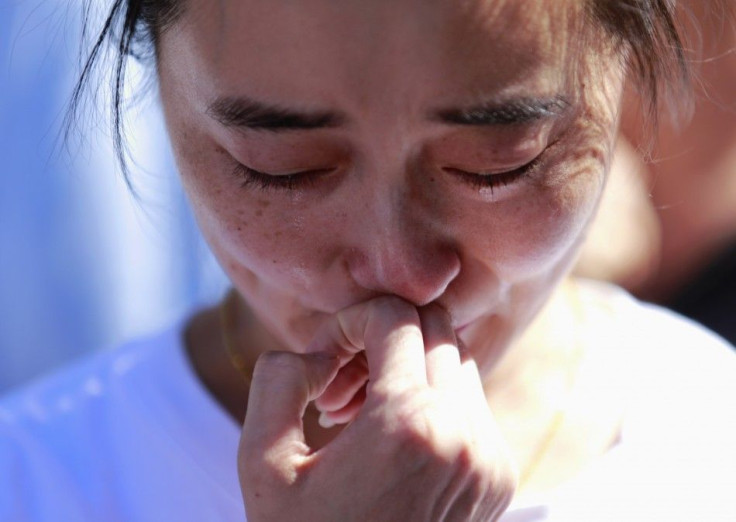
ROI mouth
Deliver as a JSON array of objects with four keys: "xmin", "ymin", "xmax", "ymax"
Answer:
[
  {"xmin": 455, "ymin": 322, "xmax": 471, "ymax": 334},
  {"xmin": 454, "ymin": 317, "xmax": 480, "ymax": 335},
  {"xmin": 299, "ymin": 294, "xmax": 483, "ymax": 338},
  {"xmin": 453, "ymin": 312, "xmax": 494, "ymax": 338}
]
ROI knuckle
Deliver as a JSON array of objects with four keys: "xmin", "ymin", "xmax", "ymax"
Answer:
[
  {"xmin": 254, "ymin": 350, "xmax": 304, "ymax": 379},
  {"xmin": 445, "ymin": 450, "xmax": 517, "ymax": 519},
  {"xmin": 472, "ymin": 452, "xmax": 518, "ymax": 509},
  {"xmin": 495, "ymin": 461, "xmax": 519, "ymax": 500},
  {"xmin": 384, "ymin": 406, "xmax": 446, "ymax": 460},
  {"xmin": 238, "ymin": 450, "xmax": 270, "ymax": 493},
  {"xmin": 239, "ymin": 443, "xmax": 298, "ymax": 491},
  {"xmin": 396, "ymin": 410, "xmax": 433, "ymax": 443},
  {"xmin": 451, "ymin": 444, "xmax": 476, "ymax": 473}
]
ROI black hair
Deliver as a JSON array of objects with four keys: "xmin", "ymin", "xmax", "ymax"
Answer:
[{"xmin": 68, "ymin": 0, "xmax": 705, "ymax": 188}]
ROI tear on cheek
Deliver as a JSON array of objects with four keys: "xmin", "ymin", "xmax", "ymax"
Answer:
[{"xmin": 496, "ymin": 197, "xmax": 597, "ymax": 278}]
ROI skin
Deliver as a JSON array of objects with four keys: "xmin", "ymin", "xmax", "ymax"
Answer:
[{"xmin": 157, "ymin": 0, "xmax": 627, "ymax": 517}]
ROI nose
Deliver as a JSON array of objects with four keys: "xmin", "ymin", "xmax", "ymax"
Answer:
[{"xmin": 344, "ymin": 195, "xmax": 461, "ymax": 306}]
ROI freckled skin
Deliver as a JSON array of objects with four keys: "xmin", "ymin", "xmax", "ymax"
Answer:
[{"xmin": 159, "ymin": 0, "xmax": 625, "ymax": 375}]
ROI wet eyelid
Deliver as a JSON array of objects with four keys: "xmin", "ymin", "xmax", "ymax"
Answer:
[
  {"xmin": 441, "ymin": 140, "xmax": 559, "ymax": 195},
  {"xmin": 230, "ymin": 160, "xmax": 338, "ymax": 191},
  {"xmin": 239, "ymin": 164, "xmax": 336, "ymax": 177},
  {"xmin": 441, "ymin": 140, "xmax": 548, "ymax": 175}
]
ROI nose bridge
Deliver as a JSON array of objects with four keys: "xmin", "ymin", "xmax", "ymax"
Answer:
[{"xmin": 347, "ymin": 178, "xmax": 460, "ymax": 306}]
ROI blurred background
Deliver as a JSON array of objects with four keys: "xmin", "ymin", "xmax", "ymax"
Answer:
[
  {"xmin": 0, "ymin": 0, "xmax": 227, "ymax": 394},
  {"xmin": 1, "ymin": 1, "xmax": 734, "ymax": 394},
  {"xmin": 576, "ymin": 1, "xmax": 736, "ymax": 348}
]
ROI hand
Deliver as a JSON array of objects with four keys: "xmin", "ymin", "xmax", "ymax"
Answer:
[{"xmin": 238, "ymin": 296, "xmax": 517, "ymax": 521}]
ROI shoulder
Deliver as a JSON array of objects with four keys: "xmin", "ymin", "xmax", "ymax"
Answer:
[
  {"xmin": 573, "ymin": 278, "xmax": 736, "ymax": 419},
  {"xmin": 574, "ymin": 277, "xmax": 736, "ymax": 375},
  {"xmin": 0, "ymin": 317, "xmax": 244, "ymax": 521},
  {"xmin": 536, "ymin": 280, "xmax": 736, "ymax": 520},
  {"xmin": 0, "ymin": 323, "xmax": 185, "ymax": 519},
  {"xmin": 0, "ymin": 323, "xmax": 183, "ymax": 426},
  {"xmin": 568, "ymin": 279, "xmax": 736, "ymax": 520},
  {"xmin": 575, "ymin": 276, "xmax": 736, "ymax": 415}
]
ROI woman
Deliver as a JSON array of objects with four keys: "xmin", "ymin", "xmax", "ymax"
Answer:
[{"xmin": 2, "ymin": 1, "xmax": 735, "ymax": 520}]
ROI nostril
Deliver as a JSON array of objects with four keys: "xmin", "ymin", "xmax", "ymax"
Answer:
[{"xmin": 345, "ymin": 245, "xmax": 460, "ymax": 306}]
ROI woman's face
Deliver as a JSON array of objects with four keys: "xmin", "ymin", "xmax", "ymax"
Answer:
[{"xmin": 158, "ymin": 0, "xmax": 624, "ymax": 371}]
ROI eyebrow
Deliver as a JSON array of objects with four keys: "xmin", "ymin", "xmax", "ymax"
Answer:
[
  {"xmin": 207, "ymin": 96, "xmax": 345, "ymax": 131},
  {"xmin": 207, "ymin": 94, "xmax": 571, "ymax": 132},
  {"xmin": 432, "ymin": 95, "xmax": 571, "ymax": 126}
]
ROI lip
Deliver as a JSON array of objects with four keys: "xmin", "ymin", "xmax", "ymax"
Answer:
[
  {"xmin": 454, "ymin": 313, "xmax": 491, "ymax": 335},
  {"xmin": 454, "ymin": 320, "xmax": 475, "ymax": 334},
  {"xmin": 301, "ymin": 296, "xmax": 481, "ymax": 335}
]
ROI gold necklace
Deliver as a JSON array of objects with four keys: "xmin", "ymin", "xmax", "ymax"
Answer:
[
  {"xmin": 517, "ymin": 279, "xmax": 586, "ymax": 490},
  {"xmin": 220, "ymin": 287, "xmax": 255, "ymax": 388}
]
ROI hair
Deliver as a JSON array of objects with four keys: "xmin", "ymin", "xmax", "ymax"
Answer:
[{"xmin": 69, "ymin": 0, "xmax": 704, "ymax": 189}]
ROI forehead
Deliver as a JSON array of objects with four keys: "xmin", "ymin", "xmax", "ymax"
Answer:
[{"xmin": 163, "ymin": 0, "xmax": 582, "ymax": 113}]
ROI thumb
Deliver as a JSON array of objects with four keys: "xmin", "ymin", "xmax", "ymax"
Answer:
[{"xmin": 240, "ymin": 351, "xmax": 339, "ymax": 462}]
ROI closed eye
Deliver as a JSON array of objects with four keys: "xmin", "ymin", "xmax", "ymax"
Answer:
[
  {"xmin": 232, "ymin": 163, "xmax": 334, "ymax": 191},
  {"xmin": 443, "ymin": 153, "xmax": 543, "ymax": 192}
]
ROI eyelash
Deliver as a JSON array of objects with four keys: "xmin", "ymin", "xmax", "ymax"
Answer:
[
  {"xmin": 232, "ymin": 164, "xmax": 329, "ymax": 191},
  {"xmin": 443, "ymin": 154, "xmax": 543, "ymax": 192},
  {"xmin": 232, "ymin": 151, "xmax": 545, "ymax": 192}
]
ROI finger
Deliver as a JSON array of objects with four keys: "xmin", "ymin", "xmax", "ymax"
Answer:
[
  {"xmin": 314, "ymin": 352, "xmax": 369, "ymax": 413},
  {"xmin": 318, "ymin": 382, "xmax": 367, "ymax": 428},
  {"xmin": 457, "ymin": 345, "xmax": 492, "ymax": 410},
  {"xmin": 418, "ymin": 303, "xmax": 461, "ymax": 389},
  {"xmin": 359, "ymin": 297, "xmax": 428, "ymax": 390},
  {"xmin": 308, "ymin": 296, "xmax": 427, "ymax": 391},
  {"xmin": 240, "ymin": 351, "xmax": 339, "ymax": 462},
  {"xmin": 454, "ymin": 343, "xmax": 510, "ymax": 454}
]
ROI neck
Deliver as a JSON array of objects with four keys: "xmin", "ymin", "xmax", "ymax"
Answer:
[{"xmin": 184, "ymin": 279, "xmax": 623, "ymax": 495}]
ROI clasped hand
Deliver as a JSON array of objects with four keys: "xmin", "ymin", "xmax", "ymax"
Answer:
[{"xmin": 238, "ymin": 296, "xmax": 517, "ymax": 521}]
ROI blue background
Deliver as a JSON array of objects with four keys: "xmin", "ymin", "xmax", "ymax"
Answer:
[{"xmin": 0, "ymin": 0, "xmax": 227, "ymax": 394}]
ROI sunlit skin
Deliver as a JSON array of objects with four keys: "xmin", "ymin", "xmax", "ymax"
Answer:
[{"xmin": 159, "ymin": 0, "xmax": 626, "ymax": 501}]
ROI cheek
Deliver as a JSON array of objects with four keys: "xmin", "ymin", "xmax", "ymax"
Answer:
[
  {"xmin": 466, "ymin": 168, "xmax": 604, "ymax": 280},
  {"xmin": 173, "ymin": 141, "xmax": 306, "ymax": 283},
  {"xmin": 180, "ymin": 165, "xmax": 344, "ymax": 306},
  {"xmin": 197, "ymin": 193, "xmax": 319, "ymax": 290}
]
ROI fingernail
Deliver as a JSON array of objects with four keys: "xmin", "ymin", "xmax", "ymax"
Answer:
[{"xmin": 318, "ymin": 411, "xmax": 336, "ymax": 429}]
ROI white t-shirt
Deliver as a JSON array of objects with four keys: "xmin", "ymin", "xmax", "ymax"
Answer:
[{"xmin": 1, "ymin": 282, "xmax": 735, "ymax": 521}]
